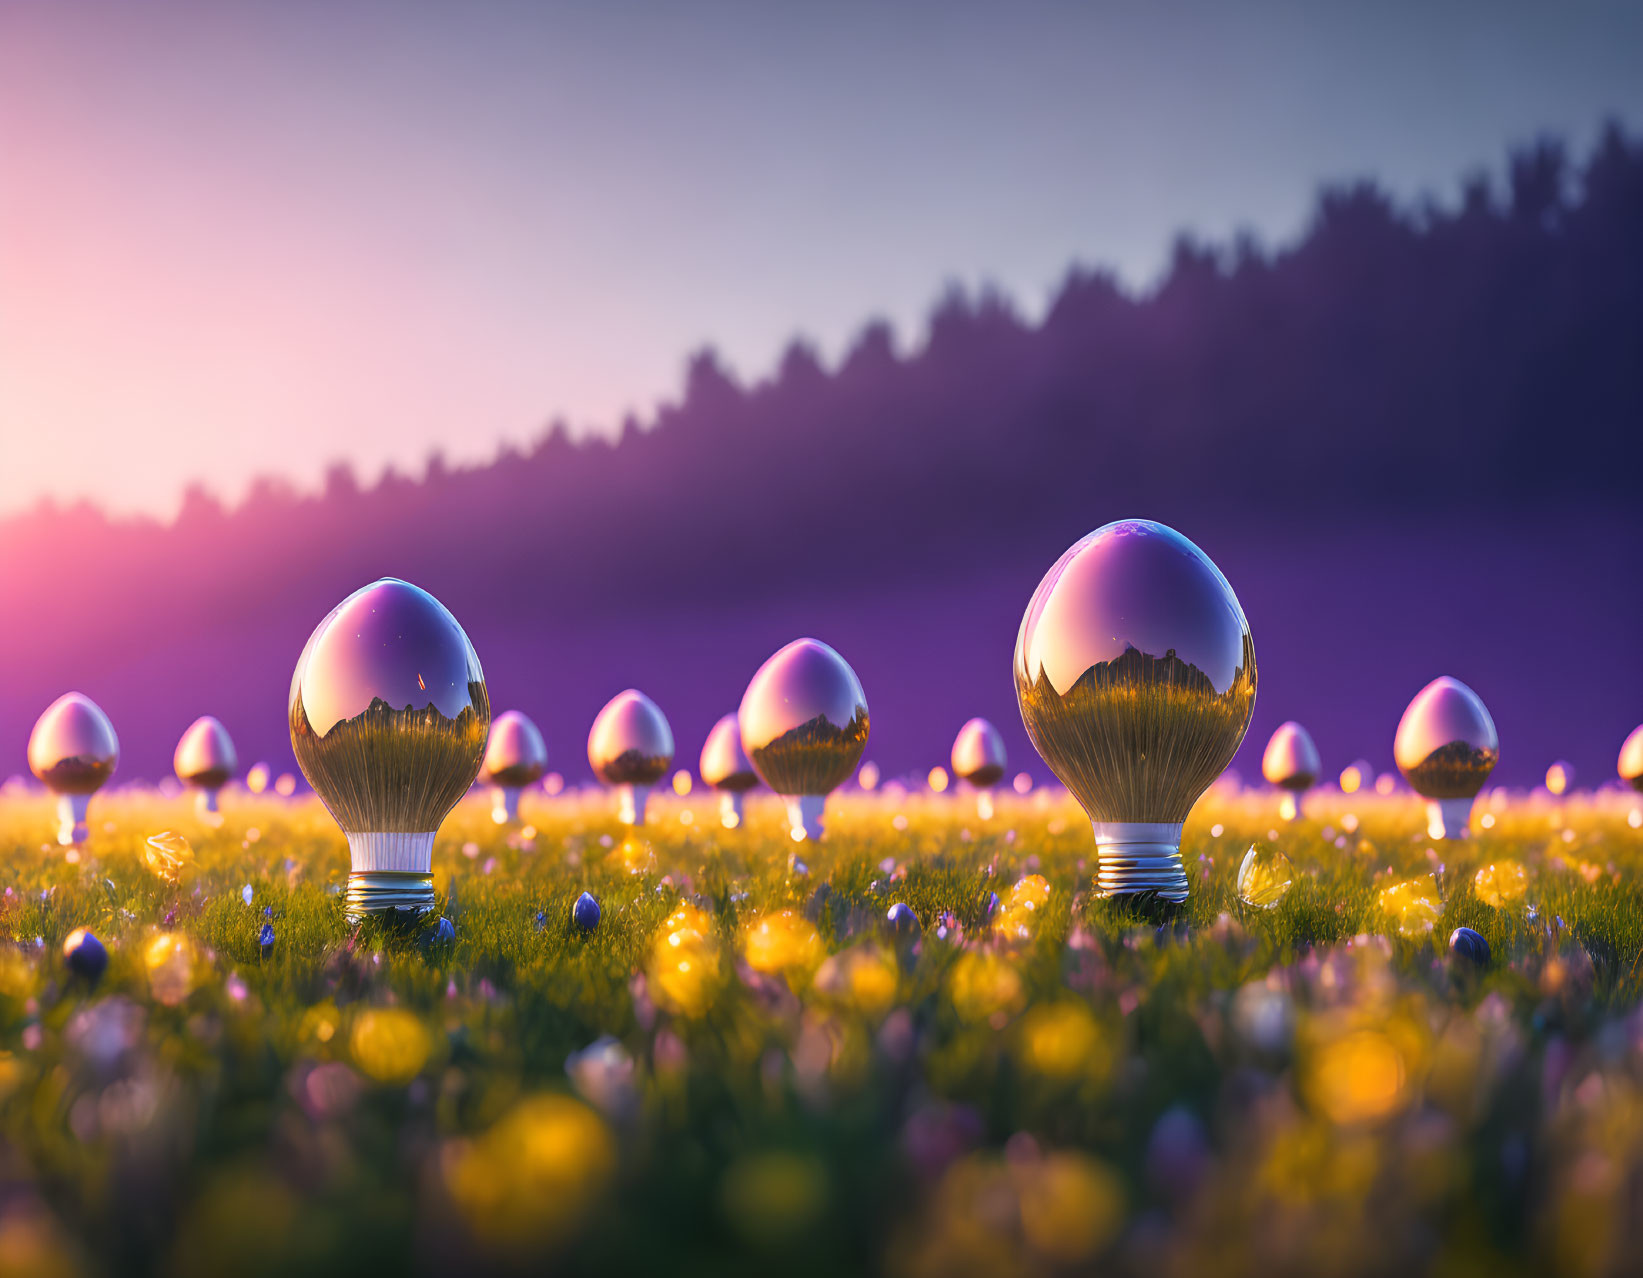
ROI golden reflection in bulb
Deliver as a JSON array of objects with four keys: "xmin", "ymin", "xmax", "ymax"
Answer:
[
  {"xmin": 1015, "ymin": 520, "xmax": 1256, "ymax": 824},
  {"xmin": 1393, "ymin": 676, "xmax": 1498, "ymax": 799}
]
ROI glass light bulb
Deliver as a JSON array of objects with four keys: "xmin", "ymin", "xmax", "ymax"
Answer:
[
  {"xmin": 1014, "ymin": 519, "xmax": 1256, "ymax": 901},
  {"xmin": 28, "ymin": 692, "xmax": 120, "ymax": 846},
  {"xmin": 1261, "ymin": 720, "xmax": 1320, "ymax": 821},
  {"xmin": 1393, "ymin": 676, "xmax": 1497, "ymax": 840},
  {"xmin": 289, "ymin": 578, "xmax": 490, "ymax": 921},
  {"xmin": 483, "ymin": 710, "xmax": 547, "ymax": 824},
  {"xmin": 587, "ymin": 690, "xmax": 673, "ymax": 827},
  {"xmin": 174, "ymin": 715, "xmax": 237, "ymax": 816}
]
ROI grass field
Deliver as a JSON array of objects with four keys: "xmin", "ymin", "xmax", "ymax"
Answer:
[{"xmin": 1, "ymin": 780, "xmax": 1641, "ymax": 1277}]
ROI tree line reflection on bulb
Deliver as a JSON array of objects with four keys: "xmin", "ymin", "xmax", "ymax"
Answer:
[{"xmin": 18, "ymin": 520, "xmax": 1643, "ymax": 925}]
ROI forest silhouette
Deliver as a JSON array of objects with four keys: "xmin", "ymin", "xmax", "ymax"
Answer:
[{"xmin": 2, "ymin": 125, "xmax": 1639, "ymax": 787}]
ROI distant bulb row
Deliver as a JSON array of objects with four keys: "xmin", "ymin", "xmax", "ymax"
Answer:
[{"xmin": 26, "ymin": 519, "xmax": 1643, "ymax": 918}]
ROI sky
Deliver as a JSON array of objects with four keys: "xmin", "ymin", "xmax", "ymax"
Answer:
[{"xmin": 2, "ymin": 0, "xmax": 1640, "ymax": 520}]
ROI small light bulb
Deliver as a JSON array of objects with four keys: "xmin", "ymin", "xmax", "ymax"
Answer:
[
  {"xmin": 951, "ymin": 717, "xmax": 1007, "ymax": 820},
  {"xmin": 289, "ymin": 578, "xmax": 490, "ymax": 922},
  {"xmin": 246, "ymin": 762, "xmax": 271, "ymax": 794},
  {"xmin": 739, "ymin": 638, "xmax": 869, "ymax": 842},
  {"xmin": 28, "ymin": 692, "xmax": 119, "ymax": 847},
  {"xmin": 174, "ymin": 715, "xmax": 237, "ymax": 818},
  {"xmin": 1619, "ymin": 725, "xmax": 1643, "ymax": 828},
  {"xmin": 587, "ymin": 690, "xmax": 673, "ymax": 827},
  {"xmin": 482, "ymin": 710, "xmax": 548, "ymax": 824},
  {"xmin": 1393, "ymin": 676, "xmax": 1498, "ymax": 841},
  {"xmin": 1261, "ymin": 721, "xmax": 1319, "ymax": 822},
  {"xmin": 1015, "ymin": 519, "xmax": 1255, "ymax": 902},
  {"xmin": 1544, "ymin": 760, "xmax": 1573, "ymax": 797},
  {"xmin": 699, "ymin": 712, "xmax": 758, "ymax": 829}
]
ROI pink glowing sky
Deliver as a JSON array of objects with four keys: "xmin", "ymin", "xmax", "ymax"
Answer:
[{"xmin": 3, "ymin": 0, "xmax": 1639, "ymax": 519}]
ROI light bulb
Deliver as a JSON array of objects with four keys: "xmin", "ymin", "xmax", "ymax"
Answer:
[
  {"xmin": 587, "ymin": 690, "xmax": 673, "ymax": 826},
  {"xmin": 289, "ymin": 578, "xmax": 490, "ymax": 921},
  {"xmin": 28, "ymin": 692, "xmax": 119, "ymax": 846},
  {"xmin": 739, "ymin": 638, "xmax": 869, "ymax": 842},
  {"xmin": 951, "ymin": 717, "xmax": 1006, "ymax": 820},
  {"xmin": 699, "ymin": 712, "xmax": 759, "ymax": 829},
  {"xmin": 1338, "ymin": 759, "xmax": 1373, "ymax": 795},
  {"xmin": 1393, "ymin": 676, "xmax": 1497, "ymax": 841},
  {"xmin": 173, "ymin": 715, "xmax": 237, "ymax": 817},
  {"xmin": 246, "ymin": 762, "xmax": 271, "ymax": 795},
  {"xmin": 482, "ymin": 710, "xmax": 548, "ymax": 824},
  {"xmin": 1544, "ymin": 760, "xmax": 1573, "ymax": 798},
  {"xmin": 1618, "ymin": 725, "xmax": 1643, "ymax": 826},
  {"xmin": 1261, "ymin": 721, "xmax": 1319, "ymax": 821},
  {"xmin": 1015, "ymin": 519, "xmax": 1256, "ymax": 902}
]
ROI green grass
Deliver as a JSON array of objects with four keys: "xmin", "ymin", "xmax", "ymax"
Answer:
[{"xmin": 0, "ymin": 785, "xmax": 1639, "ymax": 1277}]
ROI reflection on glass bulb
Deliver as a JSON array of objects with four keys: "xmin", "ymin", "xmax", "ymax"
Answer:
[
  {"xmin": 28, "ymin": 692, "xmax": 119, "ymax": 846},
  {"xmin": 588, "ymin": 690, "xmax": 673, "ymax": 827},
  {"xmin": 1015, "ymin": 520, "xmax": 1256, "ymax": 901},
  {"xmin": 174, "ymin": 715, "xmax": 237, "ymax": 818},
  {"xmin": 289, "ymin": 578, "xmax": 490, "ymax": 921},
  {"xmin": 1261, "ymin": 721, "xmax": 1319, "ymax": 821},
  {"xmin": 483, "ymin": 710, "xmax": 548, "ymax": 824},
  {"xmin": 739, "ymin": 638, "xmax": 869, "ymax": 842},
  {"xmin": 1393, "ymin": 676, "xmax": 1497, "ymax": 841}
]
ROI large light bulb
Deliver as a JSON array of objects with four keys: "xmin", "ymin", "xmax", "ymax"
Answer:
[
  {"xmin": 1393, "ymin": 676, "xmax": 1497, "ymax": 840},
  {"xmin": 289, "ymin": 578, "xmax": 490, "ymax": 921},
  {"xmin": 950, "ymin": 717, "xmax": 1007, "ymax": 820},
  {"xmin": 1621, "ymin": 725, "xmax": 1643, "ymax": 827},
  {"xmin": 174, "ymin": 715, "xmax": 237, "ymax": 817},
  {"xmin": 587, "ymin": 690, "xmax": 673, "ymax": 826},
  {"xmin": 28, "ymin": 693, "xmax": 120, "ymax": 846},
  {"xmin": 482, "ymin": 710, "xmax": 548, "ymax": 823},
  {"xmin": 1015, "ymin": 519, "xmax": 1256, "ymax": 901},
  {"xmin": 699, "ymin": 712, "xmax": 759, "ymax": 829},
  {"xmin": 1261, "ymin": 720, "xmax": 1320, "ymax": 821},
  {"xmin": 739, "ymin": 638, "xmax": 869, "ymax": 842}
]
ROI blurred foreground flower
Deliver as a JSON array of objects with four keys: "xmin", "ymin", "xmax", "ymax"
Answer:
[
  {"xmin": 349, "ymin": 1007, "xmax": 431, "ymax": 1085},
  {"xmin": 0, "ymin": 1198, "xmax": 85, "ymax": 1278},
  {"xmin": 1473, "ymin": 859, "xmax": 1528, "ymax": 907},
  {"xmin": 648, "ymin": 924, "xmax": 720, "ymax": 1017},
  {"xmin": 813, "ymin": 944, "xmax": 900, "ymax": 1020},
  {"xmin": 1014, "ymin": 1001, "xmax": 1107, "ymax": 1081},
  {"xmin": 1377, "ymin": 876, "xmax": 1441, "ymax": 937},
  {"xmin": 740, "ymin": 909, "xmax": 821, "ymax": 977},
  {"xmin": 891, "ymin": 1149, "xmax": 1122, "ymax": 1277},
  {"xmin": 948, "ymin": 952, "xmax": 1025, "ymax": 1025},
  {"xmin": 144, "ymin": 831, "xmax": 196, "ymax": 886},
  {"xmin": 720, "ymin": 1151, "xmax": 829, "ymax": 1248},
  {"xmin": 443, "ymin": 1094, "xmax": 615, "ymax": 1254},
  {"xmin": 1304, "ymin": 1028, "xmax": 1408, "ymax": 1124},
  {"xmin": 144, "ymin": 932, "xmax": 200, "ymax": 1006},
  {"xmin": 1237, "ymin": 842, "xmax": 1294, "ymax": 910}
]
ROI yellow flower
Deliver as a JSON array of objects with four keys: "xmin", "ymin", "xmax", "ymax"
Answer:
[
  {"xmin": 1014, "ymin": 1152, "xmax": 1125, "ymax": 1263},
  {"xmin": 648, "ymin": 926, "xmax": 720, "ymax": 1017},
  {"xmin": 350, "ymin": 1007, "xmax": 431, "ymax": 1085},
  {"xmin": 813, "ymin": 945, "xmax": 899, "ymax": 1020},
  {"xmin": 1015, "ymin": 1001, "xmax": 1106, "ymax": 1081},
  {"xmin": 1472, "ymin": 859, "xmax": 1528, "ymax": 907},
  {"xmin": 144, "ymin": 830, "xmax": 196, "ymax": 886},
  {"xmin": 1305, "ymin": 1029, "xmax": 1407, "ymax": 1124},
  {"xmin": 444, "ymin": 1094, "xmax": 615, "ymax": 1251},
  {"xmin": 948, "ymin": 951, "xmax": 1025, "ymax": 1024},
  {"xmin": 740, "ymin": 910, "xmax": 821, "ymax": 976},
  {"xmin": 144, "ymin": 932, "xmax": 200, "ymax": 1007},
  {"xmin": 1377, "ymin": 876, "xmax": 1440, "ymax": 937}
]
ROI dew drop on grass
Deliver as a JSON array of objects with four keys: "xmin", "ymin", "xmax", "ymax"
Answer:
[{"xmin": 1236, "ymin": 843, "xmax": 1294, "ymax": 910}]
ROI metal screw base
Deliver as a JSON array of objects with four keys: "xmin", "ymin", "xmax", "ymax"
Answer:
[
  {"xmin": 1091, "ymin": 821, "xmax": 1188, "ymax": 902},
  {"xmin": 345, "ymin": 871, "xmax": 436, "ymax": 924}
]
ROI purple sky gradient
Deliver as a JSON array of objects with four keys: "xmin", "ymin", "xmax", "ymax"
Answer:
[{"xmin": 3, "ymin": 0, "xmax": 1641, "ymax": 518}]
